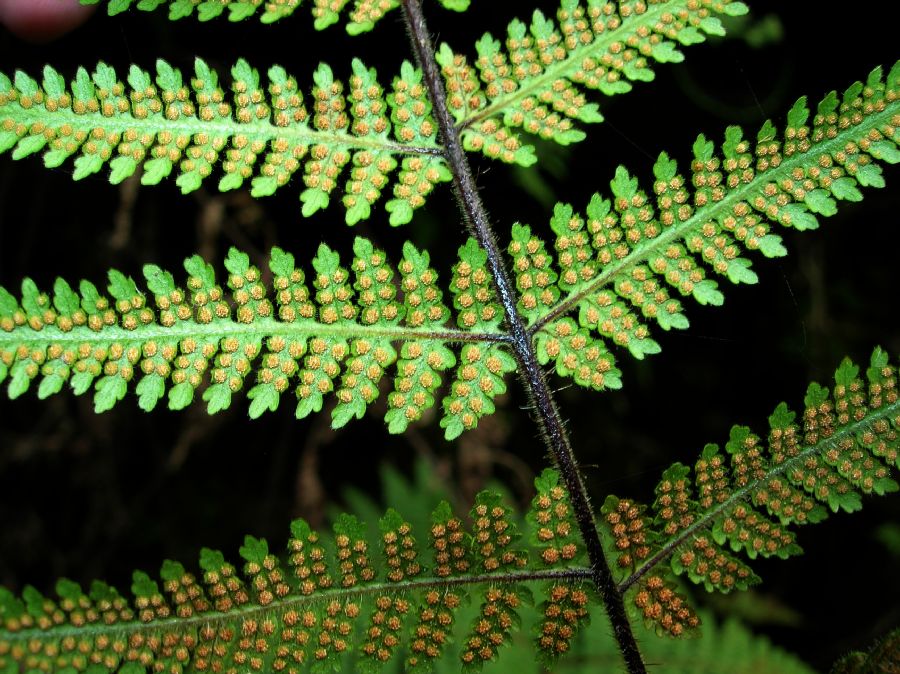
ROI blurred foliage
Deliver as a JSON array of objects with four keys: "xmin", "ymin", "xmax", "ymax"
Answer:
[{"xmin": 830, "ymin": 628, "xmax": 900, "ymax": 674}]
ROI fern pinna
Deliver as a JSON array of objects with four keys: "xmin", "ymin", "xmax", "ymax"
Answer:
[
  {"xmin": 601, "ymin": 348, "xmax": 899, "ymax": 638},
  {"xmin": 0, "ymin": 0, "xmax": 746, "ymax": 224},
  {"xmin": 0, "ymin": 470, "xmax": 594, "ymax": 673},
  {"xmin": 0, "ymin": 351, "xmax": 896, "ymax": 672},
  {"xmin": 1, "ymin": 66, "xmax": 897, "ymax": 438}
]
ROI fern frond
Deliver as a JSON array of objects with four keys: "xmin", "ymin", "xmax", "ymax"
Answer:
[
  {"xmin": 0, "ymin": 238, "xmax": 520, "ymax": 438},
  {"xmin": 621, "ymin": 611, "xmax": 816, "ymax": 674},
  {"xmin": 0, "ymin": 469, "xmax": 593, "ymax": 674},
  {"xmin": 599, "ymin": 348, "xmax": 899, "ymax": 637},
  {"xmin": 78, "ymin": 0, "xmax": 470, "ymax": 32},
  {"xmin": 521, "ymin": 63, "xmax": 899, "ymax": 390},
  {"xmin": 438, "ymin": 0, "xmax": 748, "ymax": 166},
  {"xmin": 0, "ymin": 58, "xmax": 448, "ymax": 225}
]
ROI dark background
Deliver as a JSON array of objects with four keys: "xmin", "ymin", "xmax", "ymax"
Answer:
[{"xmin": 0, "ymin": 1, "xmax": 898, "ymax": 669}]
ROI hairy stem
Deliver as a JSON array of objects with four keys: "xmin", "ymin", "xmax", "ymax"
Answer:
[{"xmin": 399, "ymin": 2, "xmax": 646, "ymax": 672}]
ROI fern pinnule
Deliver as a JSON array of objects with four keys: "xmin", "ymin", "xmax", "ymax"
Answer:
[
  {"xmin": 77, "ymin": 0, "xmax": 470, "ymax": 32},
  {"xmin": 0, "ymin": 58, "xmax": 448, "ymax": 225},
  {"xmin": 527, "ymin": 469, "xmax": 592, "ymax": 662},
  {"xmin": 601, "ymin": 348, "xmax": 899, "ymax": 637},
  {"xmin": 439, "ymin": 0, "xmax": 748, "ymax": 166},
  {"xmin": 0, "ymin": 470, "xmax": 592, "ymax": 674}
]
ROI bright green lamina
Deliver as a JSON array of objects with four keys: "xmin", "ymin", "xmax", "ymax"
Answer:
[
  {"xmin": 0, "ymin": 1, "xmax": 754, "ymax": 221},
  {"xmin": 438, "ymin": 0, "xmax": 748, "ymax": 165},
  {"xmin": 0, "ymin": 353, "xmax": 894, "ymax": 671},
  {"xmin": 601, "ymin": 349, "xmax": 899, "ymax": 638},
  {"xmin": 528, "ymin": 63, "xmax": 900, "ymax": 372},
  {"xmin": 0, "ymin": 238, "xmax": 512, "ymax": 438},
  {"xmin": 0, "ymin": 58, "xmax": 447, "ymax": 226}
]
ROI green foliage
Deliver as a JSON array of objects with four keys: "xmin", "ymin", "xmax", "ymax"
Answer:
[
  {"xmin": 0, "ymin": 377, "xmax": 881, "ymax": 673},
  {"xmin": 78, "ymin": 0, "xmax": 470, "ymax": 32},
  {"xmin": 0, "ymin": 58, "xmax": 448, "ymax": 225},
  {"xmin": 618, "ymin": 612, "xmax": 815, "ymax": 674},
  {"xmin": 3, "ymin": 66, "xmax": 895, "ymax": 441},
  {"xmin": 601, "ymin": 348, "xmax": 899, "ymax": 637},
  {"xmin": 438, "ymin": 0, "xmax": 748, "ymax": 164},
  {"xmin": 0, "ymin": 1, "xmax": 752, "ymax": 223},
  {"xmin": 0, "ymin": 469, "xmax": 593, "ymax": 674},
  {"xmin": 0, "ymin": 1, "xmax": 897, "ymax": 672},
  {"xmin": 0, "ymin": 459, "xmax": 823, "ymax": 674},
  {"xmin": 0, "ymin": 238, "xmax": 519, "ymax": 437},
  {"xmin": 337, "ymin": 463, "xmax": 817, "ymax": 674},
  {"xmin": 530, "ymin": 63, "xmax": 900, "ymax": 362}
]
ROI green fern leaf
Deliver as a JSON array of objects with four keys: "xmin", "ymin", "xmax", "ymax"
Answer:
[
  {"xmin": 440, "ymin": 239, "xmax": 517, "ymax": 440},
  {"xmin": 319, "ymin": 454, "xmax": 815, "ymax": 673},
  {"xmin": 438, "ymin": 0, "xmax": 748, "ymax": 165},
  {"xmin": 78, "ymin": 0, "xmax": 472, "ymax": 32},
  {"xmin": 0, "ymin": 470, "xmax": 594, "ymax": 674},
  {"xmin": 622, "ymin": 609, "xmax": 814, "ymax": 674},
  {"xmin": 601, "ymin": 348, "xmax": 899, "ymax": 637},
  {"xmin": 0, "ymin": 58, "xmax": 446, "ymax": 226},
  {"xmin": 523, "ymin": 63, "xmax": 899, "ymax": 390},
  {"xmin": 0, "ymin": 238, "xmax": 515, "ymax": 438}
]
